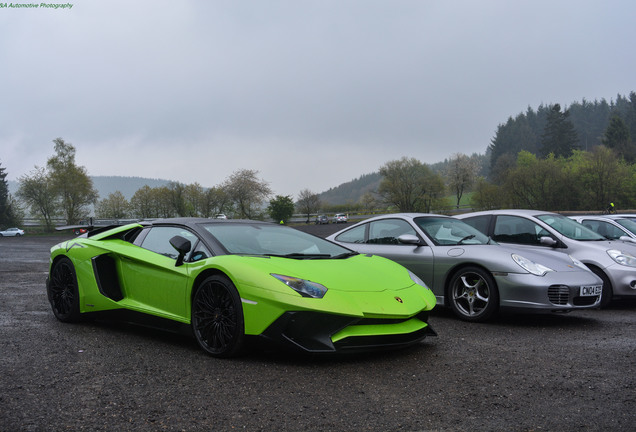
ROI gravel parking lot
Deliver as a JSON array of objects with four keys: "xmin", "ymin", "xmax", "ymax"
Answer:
[{"xmin": 1, "ymin": 226, "xmax": 635, "ymax": 431}]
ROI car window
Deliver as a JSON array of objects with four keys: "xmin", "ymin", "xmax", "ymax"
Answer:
[
  {"xmin": 140, "ymin": 227, "xmax": 199, "ymax": 259},
  {"xmin": 367, "ymin": 219, "xmax": 416, "ymax": 245},
  {"xmin": 537, "ymin": 214, "xmax": 604, "ymax": 241},
  {"xmin": 614, "ymin": 218, "xmax": 636, "ymax": 235},
  {"xmin": 460, "ymin": 215, "xmax": 491, "ymax": 234},
  {"xmin": 204, "ymin": 223, "xmax": 350, "ymax": 257},
  {"xmin": 334, "ymin": 224, "xmax": 366, "ymax": 243},
  {"xmin": 493, "ymin": 215, "xmax": 548, "ymax": 245},
  {"xmin": 416, "ymin": 216, "xmax": 490, "ymax": 246},
  {"xmin": 189, "ymin": 241, "xmax": 212, "ymax": 262},
  {"xmin": 581, "ymin": 219, "xmax": 626, "ymax": 240}
]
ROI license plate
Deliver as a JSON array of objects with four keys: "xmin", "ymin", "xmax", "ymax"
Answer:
[{"xmin": 580, "ymin": 285, "xmax": 602, "ymax": 296}]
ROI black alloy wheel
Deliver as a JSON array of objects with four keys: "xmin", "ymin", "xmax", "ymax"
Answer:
[
  {"xmin": 191, "ymin": 275, "xmax": 245, "ymax": 357},
  {"xmin": 47, "ymin": 257, "xmax": 81, "ymax": 322}
]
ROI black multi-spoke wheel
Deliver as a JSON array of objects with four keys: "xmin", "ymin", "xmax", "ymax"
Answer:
[
  {"xmin": 191, "ymin": 275, "xmax": 245, "ymax": 357},
  {"xmin": 448, "ymin": 266, "xmax": 499, "ymax": 322},
  {"xmin": 47, "ymin": 257, "xmax": 81, "ymax": 322}
]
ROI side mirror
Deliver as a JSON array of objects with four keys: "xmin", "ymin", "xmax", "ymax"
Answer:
[
  {"xmin": 539, "ymin": 236, "xmax": 558, "ymax": 247},
  {"xmin": 619, "ymin": 236, "xmax": 636, "ymax": 243},
  {"xmin": 170, "ymin": 235, "xmax": 192, "ymax": 266},
  {"xmin": 398, "ymin": 234, "xmax": 422, "ymax": 246}
]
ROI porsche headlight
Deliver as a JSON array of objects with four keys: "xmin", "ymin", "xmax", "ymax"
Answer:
[
  {"xmin": 271, "ymin": 274, "xmax": 328, "ymax": 298},
  {"xmin": 607, "ymin": 249, "xmax": 636, "ymax": 267},
  {"xmin": 512, "ymin": 253, "xmax": 554, "ymax": 276},
  {"xmin": 408, "ymin": 270, "xmax": 431, "ymax": 290}
]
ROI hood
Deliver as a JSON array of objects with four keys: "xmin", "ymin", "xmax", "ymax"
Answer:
[
  {"xmin": 495, "ymin": 244, "xmax": 586, "ymax": 272},
  {"xmin": 241, "ymin": 253, "xmax": 418, "ymax": 293}
]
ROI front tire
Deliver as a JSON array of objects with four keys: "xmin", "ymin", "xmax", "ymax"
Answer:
[
  {"xmin": 47, "ymin": 257, "xmax": 82, "ymax": 322},
  {"xmin": 448, "ymin": 266, "xmax": 499, "ymax": 322},
  {"xmin": 589, "ymin": 267, "xmax": 612, "ymax": 308},
  {"xmin": 191, "ymin": 275, "xmax": 245, "ymax": 357}
]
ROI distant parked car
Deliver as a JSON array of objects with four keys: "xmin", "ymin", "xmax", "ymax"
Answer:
[
  {"xmin": 457, "ymin": 209, "xmax": 636, "ymax": 307},
  {"xmin": 327, "ymin": 213, "xmax": 602, "ymax": 322},
  {"xmin": 73, "ymin": 228, "xmax": 88, "ymax": 236},
  {"xmin": 0, "ymin": 227, "xmax": 25, "ymax": 237},
  {"xmin": 333, "ymin": 213, "xmax": 348, "ymax": 223},
  {"xmin": 215, "ymin": 214, "xmax": 228, "ymax": 219},
  {"xmin": 315, "ymin": 215, "xmax": 329, "ymax": 224},
  {"xmin": 569, "ymin": 215, "xmax": 636, "ymax": 243}
]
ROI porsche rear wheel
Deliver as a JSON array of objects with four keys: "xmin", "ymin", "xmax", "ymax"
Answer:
[
  {"xmin": 448, "ymin": 266, "xmax": 499, "ymax": 322},
  {"xmin": 47, "ymin": 257, "xmax": 82, "ymax": 322},
  {"xmin": 191, "ymin": 275, "xmax": 245, "ymax": 358}
]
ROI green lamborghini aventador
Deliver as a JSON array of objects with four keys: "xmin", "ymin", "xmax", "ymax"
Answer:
[{"xmin": 46, "ymin": 218, "xmax": 436, "ymax": 357}]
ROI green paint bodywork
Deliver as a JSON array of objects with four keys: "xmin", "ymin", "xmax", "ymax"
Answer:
[{"xmin": 49, "ymin": 223, "xmax": 436, "ymax": 344}]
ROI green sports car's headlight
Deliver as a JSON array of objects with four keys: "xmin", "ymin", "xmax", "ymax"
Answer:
[
  {"xmin": 271, "ymin": 274, "xmax": 328, "ymax": 298},
  {"xmin": 607, "ymin": 249, "xmax": 636, "ymax": 267},
  {"xmin": 511, "ymin": 253, "xmax": 554, "ymax": 276}
]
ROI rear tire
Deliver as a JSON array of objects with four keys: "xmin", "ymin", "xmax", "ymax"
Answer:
[
  {"xmin": 191, "ymin": 275, "xmax": 245, "ymax": 357},
  {"xmin": 47, "ymin": 257, "xmax": 82, "ymax": 322}
]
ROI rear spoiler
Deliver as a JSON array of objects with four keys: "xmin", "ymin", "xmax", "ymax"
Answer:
[{"xmin": 56, "ymin": 218, "xmax": 150, "ymax": 236}]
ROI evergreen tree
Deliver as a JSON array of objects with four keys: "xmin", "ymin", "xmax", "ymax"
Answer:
[
  {"xmin": 540, "ymin": 104, "xmax": 579, "ymax": 158},
  {"xmin": 268, "ymin": 195, "xmax": 295, "ymax": 224},
  {"xmin": 0, "ymin": 162, "xmax": 17, "ymax": 226},
  {"xmin": 602, "ymin": 116, "xmax": 634, "ymax": 162}
]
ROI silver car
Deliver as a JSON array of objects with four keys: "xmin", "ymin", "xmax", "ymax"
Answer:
[
  {"xmin": 569, "ymin": 214, "xmax": 636, "ymax": 243},
  {"xmin": 326, "ymin": 213, "xmax": 602, "ymax": 322},
  {"xmin": 457, "ymin": 209, "xmax": 636, "ymax": 307},
  {"xmin": 0, "ymin": 227, "xmax": 25, "ymax": 237}
]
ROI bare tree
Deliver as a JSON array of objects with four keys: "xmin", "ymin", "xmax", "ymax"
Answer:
[
  {"xmin": 47, "ymin": 138, "xmax": 97, "ymax": 224},
  {"xmin": 130, "ymin": 185, "xmax": 155, "ymax": 219},
  {"xmin": 95, "ymin": 191, "xmax": 130, "ymax": 219},
  {"xmin": 296, "ymin": 189, "xmax": 321, "ymax": 222},
  {"xmin": 446, "ymin": 153, "xmax": 480, "ymax": 207},
  {"xmin": 17, "ymin": 166, "xmax": 59, "ymax": 231},
  {"xmin": 223, "ymin": 169, "xmax": 272, "ymax": 219},
  {"xmin": 378, "ymin": 157, "xmax": 446, "ymax": 212}
]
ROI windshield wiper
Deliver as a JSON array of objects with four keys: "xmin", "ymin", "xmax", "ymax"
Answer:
[
  {"xmin": 457, "ymin": 234, "xmax": 475, "ymax": 245},
  {"xmin": 265, "ymin": 253, "xmax": 332, "ymax": 260},
  {"xmin": 332, "ymin": 252, "xmax": 359, "ymax": 259}
]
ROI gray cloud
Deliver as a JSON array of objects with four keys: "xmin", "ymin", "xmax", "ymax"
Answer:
[{"xmin": 2, "ymin": 0, "xmax": 635, "ymax": 197}]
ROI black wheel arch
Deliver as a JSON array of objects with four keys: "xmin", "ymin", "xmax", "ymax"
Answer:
[{"xmin": 190, "ymin": 268, "xmax": 236, "ymax": 304}]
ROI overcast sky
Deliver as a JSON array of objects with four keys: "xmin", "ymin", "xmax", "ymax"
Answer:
[{"xmin": 2, "ymin": 0, "xmax": 635, "ymax": 198}]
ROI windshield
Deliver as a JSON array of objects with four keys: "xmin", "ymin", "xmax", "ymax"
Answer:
[
  {"xmin": 537, "ymin": 214, "xmax": 605, "ymax": 241},
  {"xmin": 202, "ymin": 223, "xmax": 354, "ymax": 258},
  {"xmin": 414, "ymin": 217, "xmax": 493, "ymax": 246}
]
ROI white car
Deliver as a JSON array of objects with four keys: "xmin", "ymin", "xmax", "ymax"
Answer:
[
  {"xmin": 0, "ymin": 227, "xmax": 25, "ymax": 237},
  {"xmin": 569, "ymin": 214, "xmax": 636, "ymax": 243},
  {"xmin": 333, "ymin": 213, "xmax": 348, "ymax": 223}
]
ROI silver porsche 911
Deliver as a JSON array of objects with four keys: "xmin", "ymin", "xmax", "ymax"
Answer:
[{"xmin": 326, "ymin": 213, "xmax": 602, "ymax": 322}]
